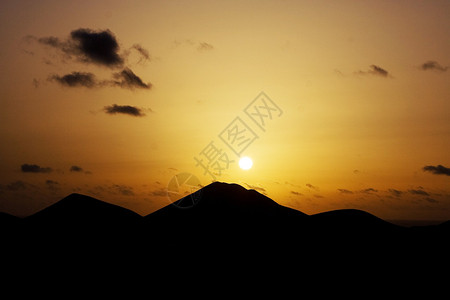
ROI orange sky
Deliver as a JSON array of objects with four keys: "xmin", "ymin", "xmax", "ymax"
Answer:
[{"xmin": 0, "ymin": 0, "xmax": 449, "ymax": 220}]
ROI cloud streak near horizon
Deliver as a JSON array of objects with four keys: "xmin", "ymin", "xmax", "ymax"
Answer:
[
  {"xmin": 49, "ymin": 68, "xmax": 151, "ymax": 90},
  {"xmin": 423, "ymin": 165, "xmax": 450, "ymax": 176},
  {"xmin": 50, "ymin": 72, "xmax": 97, "ymax": 88},
  {"xmin": 355, "ymin": 65, "xmax": 391, "ymax": 78},
  {"xmin": 21, "ymin": 164, "xmax": 52, "ymax": 173},
  {"xmin": 104, "ymin": 104, "xmax": 146, "ymax": 117},
  {"xmin": 420, "ymin": 61, "xmax": 448, "ymax": 72}
]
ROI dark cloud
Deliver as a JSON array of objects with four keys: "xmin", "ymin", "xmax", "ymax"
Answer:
[
  {"xmin": 35, "ymin": 29, "xmax": 152, "ymax": 68},
  {"xmin": 28, "ymin": 29, "xmax": 153, "ymax": 90},
  {"xmin": 49, "ymin": 72, "xmax": 97, "ymax": 88},
  {"xmin": 420, "ymin": 61, "xmax": 448, "ymax": 72},
  {"xmin": 70, "ymin": 165, "xmax": 83, "ymax": 172},
  {"xmin": 360, "ymin": 188, "xmax": 378, "ymax": 194},
  {"xmin": 337, "ymin": 189, "xmax": 353, "ymax": 194},
  {"xmin": 388, "ymin": 189, "xmax": 403, "ymax": 197},
  {"xmin": 70, "ymin": 28, "xmax": 123, "ymax": 67},
  {"xmin": 34, "ymin": 29, "xmax": 123, "ymax": 67},
  {"xmin": 423, "ymin": 165, "xmax": 450, "ymax": 176},
  {"xmin": 111, "ymin": 68, "xmax": 152, "ymax": 89},
  {"xmin": 408, "ymin": 189, "xmax": 430, "ymax": 196},
  {"xmin": 49, "ymin": 68, "xmax": 151, "ymax": 90},
  {"xmin": 290, "ymin": 191, "xmax": 303, "ymax": 196},
  {"xmin": 369, "ymin": 65, "xmax": 389, "ymax": 77},
  {"xmin": 104, "ymin": 104, "xmax": 145, "ymax": 117},
  {"xmin": 21, "ymin": 164, "xmax": 52, "ymax": 173},
  {"xmin": 355, "ymin": 65, "xmax": 391, "ymax": 78}
]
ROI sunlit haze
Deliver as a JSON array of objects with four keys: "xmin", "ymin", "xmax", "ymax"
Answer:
[{"xmin": 0, "ymin": 0, "xmax": 449, "ymax": 222}]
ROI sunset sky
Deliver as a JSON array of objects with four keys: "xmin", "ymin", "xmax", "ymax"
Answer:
[{"xmin": 1, "ymin": 0, "xmax": 449, "ymax": 221}]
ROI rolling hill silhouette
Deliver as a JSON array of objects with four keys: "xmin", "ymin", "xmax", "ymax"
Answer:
[
  {"xmin": 25, "ymin": 193, "xmax": 142, "ymax": 228},
  {"xmin": 3, "ymin": 182, "xmax": 445, "ymax": 291},
  {"xmin": 3, "ymin": 180, "xmax": 450, "ymax": 285},
  {"xmin": 18, "ymin": 193, "xmax": 143, "ymax": 249},
  {"xmin": 3, "ymin": 182, "xmax": 448, "ymax": 253}
]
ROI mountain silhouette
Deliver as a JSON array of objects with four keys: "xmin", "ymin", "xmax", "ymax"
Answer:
[
  {"xmin": 143, "ymin": 182, "xmax": 311, "ymax": 251},
  {"xmin": 20, "ymin": 193, "xmax": 143, "ymax": 248},
  {"xmin": 25, "ymin": 193, "xmax": 141, "ymax": 227},
  {"xmin": 3, "ymin": 182, "xmax": 449, "ymax": 256},
  {"xmin": 146, "ymin": 182, "xmax": 307, "ymax": 225},
  {"xmin": 310, "ymin": 209, "xmax": 402, "ymax": 234},
  {"xmin": 3, "ymin": 181, "xmax": 450, "ymax": 284},
  {"xmin": 0, "ymin": 212, "xmax": 21, "ymax": 233}
]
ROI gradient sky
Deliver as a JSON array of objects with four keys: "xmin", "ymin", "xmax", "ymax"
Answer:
[{"xmin": 1, "ymin": 0, "xmax": 449, "ymax": 221}]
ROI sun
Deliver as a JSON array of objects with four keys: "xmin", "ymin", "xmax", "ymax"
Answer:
[{"xmin": 239, "ymin": 156, "xmax": 253, "ymax": 170}]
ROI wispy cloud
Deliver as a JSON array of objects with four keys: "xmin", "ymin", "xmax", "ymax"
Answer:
[
  {"xmin": 424, "ymin": 197, "xmax": 439, "ymax": 203},
  {"xmin": 111, "ymin": 68, "xmax": 152, "ymax": 89},
  {"xmin": 290, "ymin": 191, "xmax": 303, "ymax": 196},
  {"xmin": 6, "ymin": 180, "xmax": 29, "ymax": 191},
  {"xmin": 420, "ymin": 61, "xmax": 448, "ymax": 72},
  {"xmin": 244, "ymin": 183, "xmax": 266, "ymax": 194},
  {"xmin": 355, "ymin": 65, "xmax": 392, "ymax": 78},
  {"xmin": 149, "ymin": 188, "xmax": 167, "ymax": 197},
  {"xmin": 70, "ymin": 165, "xmax": 83, "ymax": 172},
  {"xmin": 21, "ymin": 164, "xmax": 52, "ymax": 173},
  {"xmin": 388, "ymin": 189, "xmax": 403, "ymax": 197},
  {"xmin": 45, "ymin": 180, "xmax": 60, "ymax": 191},
  {"xmin": 337, "ymin": 189, "xmax": 353, "ymax": 194},
  {"xmin": 50, "ymin": 68, "xmax": 151, "ymax": 90},
  {"xmin": 49, "ymin": 72, "xmax": 97, "ymax": 88},
  {"xmin": 360, "ymin": 188, "xmax": 378, "ymax": 194},
  {"xmin": 111, "ymin": 184, "xmax": 135, "ymax": 196},
  {"xmin": 131, "ymin": 44, "xmax": 151, "ymax": 64},
  {"xmin": 197, "ymin": 42, "xmax": 214, "ymax": 52},
  {"xmin": 408, "ymin": 189, "xmax": 430, "ymax": 196},
  {"xmin": 306, "ymin": 183, "xmax": 319, "ymax": 191},
  {"xmin": 172, "ymin": 39, "xmax": 214, "ymax": 52}
]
